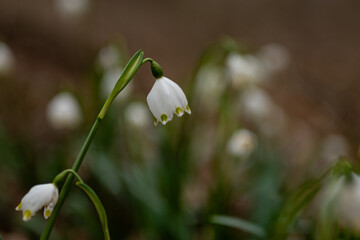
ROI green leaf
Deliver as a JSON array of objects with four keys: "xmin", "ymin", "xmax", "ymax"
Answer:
[
  {"xmin": 270, "ymin": 178, "xmax": 323, "ymax": 239},
  {"xmin": 210, "ymin": 215, "xmax": 266, "ymax": 238},
  {"xmin": 76, "ymin": 182, "xmax": 110, "ymax": 240},
  {"xmin": 99, "ymin": 49, "xmax": 144, "ymax": 119}
]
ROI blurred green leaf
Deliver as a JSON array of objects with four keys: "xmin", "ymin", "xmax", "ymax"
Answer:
[
  {"xmin": 76, "ymin": 182, "xmax": 110, "ymax": 240},
  {"xmin": 270, "ymin": 178, "xmax": 323, "ymax": 239},
  {"xmin": 210, "ymin": 215, "xmax": 265, "ymax": 238}
]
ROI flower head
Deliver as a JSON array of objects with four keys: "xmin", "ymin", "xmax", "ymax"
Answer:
[
  {"xmin": 16, "ymin": 183, "xmax": 59, "ymax": 221},
  {"xmin": 227, "ymin": 129, "xmax": 257, "ymax": 158},
  {"xmin": 46, "ymin": 92, "xmax": 82, "ymax": 130},
  {"xmin": 146, "ymin": 77, "xmax": 191, "ymax": 125}
]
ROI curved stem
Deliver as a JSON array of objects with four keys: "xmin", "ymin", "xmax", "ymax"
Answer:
[
  {"xmin": 41, "ymin": 117, "xmax": 102, "ymax": 240},
  {"xmin": 40, "ymin": 49, "xmax": 144, "ymax": 240},
  {"xmin": 53, "ymin": 169, "xmax": 84, "ymax": 186}
]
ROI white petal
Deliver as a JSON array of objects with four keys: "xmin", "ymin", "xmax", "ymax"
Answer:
[
  {"xmin": 19, "ymin": 183, "xmax": 58, "ymax": 221},
  {"xmin": 147, "ymin": 78, "xmax": 174, "ymax": 124}
]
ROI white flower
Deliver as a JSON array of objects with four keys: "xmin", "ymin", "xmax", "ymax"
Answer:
[
  {"xmin": 55, "ymin": 0, "xmax": 90, "ymax": 16},
  {"xmin": 125, "ymin": 102, "xmax": 151, "ymax": 128},
  {"xmin": 0, "ymin": 42, "xmax": 14, "ymax": 75},
  {"xmin": 147, "ymin": 77, "xmax": 191, "ymax": 125},
  {"xmin": 226, "ymin": 53, "xmax": 265, "ymax": 88},
  {"xmin": 257, "ymin": 43, "xmax": 290, "ymax": 73},
  {"xmin": 227, "ymin": 129, "xmax": 257, "ymax": 158},
  {"xmin": 46, "ymin": 92, "xmax": 82, "ymax": 129},
  {"xmin": 336, "ymin": 174, "xmax": 360, "ymax": 232},
  {"xmin": 97, "ymin": 44, "xmax": 121, "ymax": 70},
  {"xmin": 16, "ymin": 183, "xmax": 59, "ymax": 221},
  {"xmin": 195, "ymin": 64, "xmax": 225, "ymax": 110}
]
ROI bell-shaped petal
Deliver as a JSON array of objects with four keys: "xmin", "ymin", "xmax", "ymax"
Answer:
[
  {"xmin": 16, "ymin": 183, "xmax": 59, "ymax": 221},
  {"xmin": 146, "ymin": 77, "xmax": 190, "ymax": 125}
]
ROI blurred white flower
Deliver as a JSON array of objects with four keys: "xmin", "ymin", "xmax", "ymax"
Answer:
[
  {"xmin": 226, "ymin": 53, "xmax": 265, "ymax": 88},
  {"xmin": 241, "ymin": 87, "xmax": 287, "ymax": 137},
  {"xmin": 47, "ymin": 92, "xmax": 82, "ymax": 130},
  {"xmin": 125, "ymin": 102, "xmax": 151, "ymax": 128},
  {"xmin": 257, "ymin": 43, "xmax": 290, "ymax": 73},
  {"xmin": 321, "ymin": 134, "xmax": 350, "ymax": 162},
  {"xmin": 16, "ymin": 183, "xmax": 59, "ymax": 221},
  {"xmin": 195, "ymin": 65, "xmax": 224, "ymax": 109},
  {"xmin": 147, "ymin": 77, "xmax": 191, "ymax": 126},
  {"xmin": 227, "ymin": 129, "xmax": 257, "ymax": 158},
  {"xmin": 241, "ymin": 87, "xmax": 273, "ymax": 121},
  {"xmin": 336, "ymin": 174, "xmax": 360, "ymax": 232},
  {"xmin": 0, "ymin": 42, "xmax": 14, "ymax": 75},
  {"xmin": 55, "ymin": 0, "xmax": 90, "ymax": 16},
  {"xmin": 97, "ymin": 44, "xmax": 121, "ymax": 70},
  {"xmin": 100, "ymin": 66, "xmax": 132, "ymax": 101}
]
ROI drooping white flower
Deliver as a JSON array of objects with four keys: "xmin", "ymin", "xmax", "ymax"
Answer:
[
  {"xmin": 97, "ymin": 44, "xmax": 121, "ymax": 70},
  {"xmin": 46, "ymin": 92, "xmax": 82, "ymax": 130},
  {"xmin": 125, "ymin": 102, "xmax": 151, "ymax": 128},
  {"xmin": 226, "ymin": 53, "xmax": 265, "ymax": 88},
  {"xmin": 146, "ymin": 77, "xmax": 191, "ymax": 126},
  {"xmin": 227, "ymin": 129, "xmax": 257, "ymax": 158},
  {"xmin": 15, "ymin": 183, "xmax": 59, "ymax": 221},
  {"xmin": 55, "ymin": 0, "xmax": 90, "ymax": 16},
  {"xmin": 336, "ymin": 174, "xmax": 360, "ymax": 232},
  {"xmin": 195, "ymin": 64, "xmax": 225, "ymax": 110},
  {"xmin": 257, "ymin": 43, "xmax": 290, "ymax": 73},
  {"xmin": 0, "ymin": 42, "xmax": 14, "ymax": 75}
]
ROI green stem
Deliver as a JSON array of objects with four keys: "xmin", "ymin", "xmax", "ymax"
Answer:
[
  {"xmin": 41, "ymin": 117, "xmax": 102, "ymax": 240},
  {"xmin": 53, "ymin": 169, "xmax": 84, "ymax": 186},
  {"xmin": 41, "ymin": 49, "xmax": 144, "ymax": 239}
]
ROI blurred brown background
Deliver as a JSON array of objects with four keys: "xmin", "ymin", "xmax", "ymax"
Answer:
[{"xmin": 0, "ymin": 0, "xmax": 359, "ymax": 150}]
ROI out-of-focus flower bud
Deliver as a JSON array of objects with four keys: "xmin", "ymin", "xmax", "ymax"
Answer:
[
  {"xmin": 46, "ymin": 92, "xmax": 82, "ymax": 130},
  {"xmin": 227, "ymin": 129, "xmax": 257, "ymax": 158}
]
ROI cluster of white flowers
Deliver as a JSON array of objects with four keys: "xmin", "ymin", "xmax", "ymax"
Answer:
[
  {"xmin": 16, "ymin": 184, "xmax": 59, "ymax": 221},
  {"xmin": 225, "ymin": 43, "xmax": 290, "ymax": 88},
  {"xmin": 46, "ymin": 92, "xmax": 82, "ymax": 130}
]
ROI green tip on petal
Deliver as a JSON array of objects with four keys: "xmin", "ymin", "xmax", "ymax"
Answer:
[
  {"xmin": 175, "ymin": 107, "xmax": 183, "ymax": 116},
  {"xmin": 186, "ymin": 105, "xmax": 191, "ymax": 114},
  {"xmin": 45, "ymin": 209, "xmax": 51, "ymax": 218},
  {"xmin": 23, "ymin": 210, "xmax": 32, "ymax": 221},
  {"xmin": 160, "ymin": 114, "xmax": 168, "ymax": 124},
  {"xmin": 15, "ymin": 202, "xmax": 22, "ymax": 211}
]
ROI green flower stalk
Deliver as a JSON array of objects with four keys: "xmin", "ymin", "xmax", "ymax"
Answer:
[{"xmin": 40, "ymin": 50, "xmax": 144, "ymax": 240}]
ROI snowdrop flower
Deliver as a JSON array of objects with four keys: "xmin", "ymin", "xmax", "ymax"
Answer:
[
  {"xmin": 55, "ymin": 0, "xmax": 90, "ymax": 16},
  {"xmin": 336, "ymin": 174, "xmax": 360, "ymax": 232},
  {"xmin": 0, "ymin": 42, "xmax": 14, "ymax": 75},
  {"xmin": 226, "ymin": 53, "xmax": 265, "ymax": 88},
  {"xmin": 16, "ymin": 183, "xmax": 59, "ymax": 221},
  {"xmin": 195, "ymin": 64, "xmax": 225, "ymax": 109},
  {"xmin": 147, "ymin": 77, "xmax": 191, "ymax": 126},
  {"xmin": 46, "ymin": 92, "xmax": 82, "ymax": 129},
  {"xmin": 97, "ymin": 44, "xmax": 121, "ymax": 70},
  {"xmin": 227, "ymin": 129, "xmax": 257, "ymax": 158},
  {"xmin": 125, "ymin": 102, "xmax": 151, "ymax": 128},
  {"xmin": 257, "ymin": 43, "xmax": 290, "ymax": 73},
  {"xmin": 241, "ymin": 87, "xmax": 287, "ymax": 137}
]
